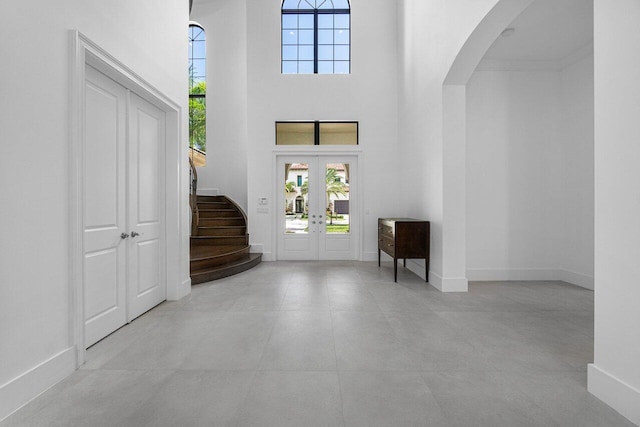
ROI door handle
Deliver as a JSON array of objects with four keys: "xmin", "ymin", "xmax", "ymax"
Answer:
[
  {"xmin": 131, "ymin": 231, "xmax": 140, "ymax": 238},
  {"xmin": 120, "ymin": 233, "xmax": 130, "ymax": 240}
]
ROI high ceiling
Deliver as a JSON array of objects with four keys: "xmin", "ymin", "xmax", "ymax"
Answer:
[
  {"xmin": 483, "ymin": 0, "xmax": 593, "ymax": 62},
  {"xmin": 191, "ymin": 0, "xmax": 594, "ymax": 63}
]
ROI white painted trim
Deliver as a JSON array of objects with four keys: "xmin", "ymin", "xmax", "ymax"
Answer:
[
  {"xmin": 0, "ymin": 347, "xmax": 76, "ymax": 422},
  {"xmin": 466, "ymin": 268, "xmax": 594, "ymax": 289},
  {"xmin": 442, "ymin": 277, "xmax": 470, "ymax": 292},
  {"xmin": 467, "ymin": 268, "xmax": 560, "ymax": 281},
  {"xmin": 588, "ymin": 364, "xmax": 640, "ymax": 426},
  {"xmin": 559, "ymin": 269, "xmax": 594, "ymax": 290},
  {"xmin": 273, "ymin": 151, "xmax": 363, "ymax": 262},
  {"xmin": 71, "ymin": 30, "xmax": 187, "ymax": 359},
  {"xmin": 261, "ymin": 252, "xmax": 275, "ymax": 262},
  {"xmin": 273, "ymin": 146, "xmax": 363, "ymax": 155},
  {"xmin": 250, "ymin": 243, "xmax": 264, "ymax": 253},
  {"xmin": 363, "ymin": 251, "xmax": 378, "ymax": 262}
]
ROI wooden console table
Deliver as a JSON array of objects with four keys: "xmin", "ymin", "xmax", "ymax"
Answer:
[{"xmin": 378, "ymin": 218, "xmax": 430, "ymax": 282}]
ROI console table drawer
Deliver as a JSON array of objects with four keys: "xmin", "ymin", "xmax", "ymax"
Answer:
[{"xmin": 378, "ymin": 218, "xmax": 430, "ymax": 282}]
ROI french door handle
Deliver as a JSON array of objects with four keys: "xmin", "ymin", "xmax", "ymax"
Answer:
[
  {"xmin": 120, "ymin": 233, "xmax": 130, "ymax": 240},
  {"xmin": 131, "ymin": 231, "xmax": 140, "ymax": 238}
]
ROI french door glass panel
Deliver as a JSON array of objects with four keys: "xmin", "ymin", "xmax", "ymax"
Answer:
[{"xmin": 278, "ymin": 155, "xmax": 357, "ymax": 260}]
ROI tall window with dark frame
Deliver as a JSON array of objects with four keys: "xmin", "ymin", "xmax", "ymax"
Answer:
[
  {"xmin": 189, "ymin": 24, "xmax": 206, "ymax": 165},
  {"xmin": 281, "ymin": 0, "xmax": 350, "ymax": 74}
]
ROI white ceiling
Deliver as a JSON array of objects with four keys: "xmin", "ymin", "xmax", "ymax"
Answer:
[
  {"xmin": 483, "ymin": 0, "xmax": 593, "ymax": 62},
  {"xmin": 191, "ymin": 0, "xmax": 593, "ymax": 63}
]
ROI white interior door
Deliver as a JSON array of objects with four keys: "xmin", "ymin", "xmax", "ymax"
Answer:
[
  {"xmin": 127, "ymin": 93, "xmax": 166, "ymax": 320},
  {"xmin": 83, "ymin": 65, "xmax": 128, "ymax": 347},
  {"xmin": 277, "ymin": 155, "xmax": 358, "ymax": 260},
  {"xmin": 83, "ymin": 67, "xmax": 166, "ymax": 348}
]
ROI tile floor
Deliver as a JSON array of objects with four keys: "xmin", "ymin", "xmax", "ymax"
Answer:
[{"xmin": 2, "ymin": 261, "xmax": 635, "ymax": 427}]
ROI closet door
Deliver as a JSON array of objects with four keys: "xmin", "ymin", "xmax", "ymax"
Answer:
[
  {"xmin": 83, "ymin": 66, "xmax": 128, "ymax": 347},
  {"xmin": 83, "ymin": 68, "xmax": 166, "ymax": 348},
  {"xmin": 127, "ymin": 92, "xmax": 166, "ymax": 320}
]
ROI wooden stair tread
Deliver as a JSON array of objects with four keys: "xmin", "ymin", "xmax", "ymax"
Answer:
[
  {"xmin": 190, "ymin": 194, "xmax": 260, "ymax": 282},
  {"xmin": 190, "ymin": 245, "xmax": 248, "ymax": 260},
  {"xmin": 198, "ymin": 226, "xmax": 245, "ymax": 230},
  {"xmin": 191, "ymin": 253, "xmax": 262, "ymax": 284}
]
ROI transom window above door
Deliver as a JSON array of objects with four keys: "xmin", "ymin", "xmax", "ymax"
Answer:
[
  {"xmin": 281, "ymin": 0, "xmax": 351, "ymax": 74},
  {"xmin": 276, "ymin": 121, "xmax": 358, "ymax": 145}
]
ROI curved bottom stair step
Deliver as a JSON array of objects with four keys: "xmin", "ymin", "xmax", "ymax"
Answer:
[
  {"xmin": 190, "ymin": 194, "xmax": 261, "ymax": 282},
  {"xmin": 191, "ymin": 253, "xmax": 262, "ymax": 284}
]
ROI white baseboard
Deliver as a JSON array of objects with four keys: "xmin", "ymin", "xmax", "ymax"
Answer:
[
  {"xmin": 466, "ymin": 268, "xmax": 558, "ymax": 281},
  {"xmin": 404, "ymin": 260, "xmax": 468, "ymax": 293},
  {"xmin": 466, "ymin": 268, "xmax": 594, "ymax": 290},
  {"xmin": 260, "ymin": 251, "xmax": 274, "ymax": 262},
  {"xmin": 250, "ymin": 244, "xmax": 264, "ymax": 254},
  {"xmin": 0, "ymin": 347, "xmax": 76, "ymax": 422},
  {"xmin": 588, "ymin": 364, "xmax": 640, "ymax": 426},
  {"xmin": 362, "ymin": 251, "xmax": 378, "ymax": 262},
  {"xmin": 559, "ymin": 269, "xmax": 594, "ymax": 290},
  {"xmin": 167, "ymin": 277, "xmax": 190, "ymax": 301}
]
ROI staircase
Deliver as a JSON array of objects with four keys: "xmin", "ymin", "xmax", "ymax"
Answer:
[{"xmin": 190, "ymin": 195, "xmax": 262, "ymax": 284}]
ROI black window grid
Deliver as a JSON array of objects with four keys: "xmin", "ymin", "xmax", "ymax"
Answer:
[{"xmin": 281, "ymin": 7, "xmax": 350, "ymax": 74}]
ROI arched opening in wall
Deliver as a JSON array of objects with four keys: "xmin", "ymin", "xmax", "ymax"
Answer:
[{"xmin": 444, "ymin": 0, "xmax": 594, "ymax": 290}]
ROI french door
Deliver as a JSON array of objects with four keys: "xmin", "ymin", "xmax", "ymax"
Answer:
[
  {"xmin": 277, "ymin": 155, "xmax": 358, "ymax": 260},
  {"xmin": 83, "ymin": 65, "xmax": 166, "ymax": 347}
]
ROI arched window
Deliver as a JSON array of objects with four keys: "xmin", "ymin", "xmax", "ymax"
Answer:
[
  {"xmin": 281, "ymin": 0, "xmax": 350, "ymax": 74},
  {"xmin": 189, "ymin": 24, "xmax": 206, "ymax": 165}
]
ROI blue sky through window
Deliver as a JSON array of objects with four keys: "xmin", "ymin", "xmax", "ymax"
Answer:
[{"xmin": 281, "ymin": 0, "xmax": 350, "ymax": 74}]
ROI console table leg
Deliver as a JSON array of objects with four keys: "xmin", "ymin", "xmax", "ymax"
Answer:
[
  {"xmin": 394, "ymin": 258, "xmax": 398, "ymax": 282},
  {"xmin": 403, "ymin": 258, "xmax": 406, "ymax": 267},
  {"xmin": 378, "ymin": 249, "xmax": 381, "ymax": 267},
  {"xmin": 425, "ymin": 260, "xmax": 429, "ymax": 282}
]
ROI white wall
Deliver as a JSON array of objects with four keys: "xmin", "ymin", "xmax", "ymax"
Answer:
[
  {"xmin": 559, "ymin": 53, "xmax": 595, "ymax": 287},
  {"xmin": 191, "ymin": 0, "xmax": 249, "ymax": 211},
  {"xmin": 245, "ymin": 0, "xmax": 400, "ymax": 260},
  {"xmin": 589, "ymin": 0, "xmax": 640, "ymax": 424},
  {"xmin": 398, "ymin": 0, "xmax": 516, "ymax": 290},
  {"xmin": 465, "ymin": 54, "xmax": 594, "ymax": 288},
  {"xmin": 0, "ymin": 0, "xmax": 188, "ymax": 420},
  {"xmin": 466, "ymin": 68, "xmax": 564, "ymax": 280}
]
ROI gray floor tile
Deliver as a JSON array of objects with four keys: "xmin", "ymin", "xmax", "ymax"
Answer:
[
  {"xmin": 281, "ymin": 282, "xmax": 330, "ymax": 311},
  {"xmin": 1, "ymin": 370, "xmax": 173, "ymax": 427},
  {"xmin": 259, "ymin": 311, "xmax": 337, "ymax": 370},
  {"xmin": 340, "ymin": 371, "xmax": 447, "ymax": 426},
  {"xmin": 180, "ymin": 312, "xmax": 278, "ymax": 370},
  {"xmin": 129, "ymin": 371, "xmax": 255, "ymax": 427},
  {"xmin": 333, "ymin": 311, "xmax": 423, "ymax": 371},
  {"xmin": 328, "ymin": 282, "xmax": 382, "ymax": 312},
  {"xmin": 236, "ymin": 371, "xmax": 344, "ymax": 427},
  {"xmin": 423, "ymin": 371, "xmax": 559, "ymax": 427},
  {"xmin": 3, "ymin": 262, "xmax": 632, "ymax": 427}
]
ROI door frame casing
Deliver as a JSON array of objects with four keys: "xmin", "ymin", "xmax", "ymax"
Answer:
[
  {"xmin": 71, "ymin": 31, "xmax": 185, "ymax": 366},
  {"xmin": 273, "ymin": 147, "xmax": 363, "ymax": 261}
]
